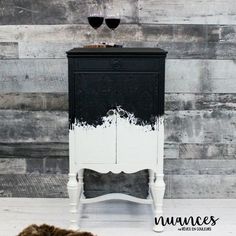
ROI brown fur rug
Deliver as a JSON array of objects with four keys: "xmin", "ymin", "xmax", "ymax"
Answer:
[{"xmin": 17, "ymin": 224, "xmax": 95, "ymax": 236}]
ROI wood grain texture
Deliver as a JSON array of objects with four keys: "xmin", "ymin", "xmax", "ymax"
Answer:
[
  {"xmin": 0, "ymin": 25, "xmax": 141, "ymax": 43},
  {"xmin": 0, "ymin": 59, "xmax": 67, "ymax": 92},
  {"xmin": 179, "ymin": 143, "xmax": 236, "ymax": 160},
  {"xmin": 0, "ymin": 0, "xmax": 138, "ymax": 25},
  {"xmin": 0, "ymin": 158, "xmax": 26, "ymax": 174},
  {"xmin": 0, "ymin": 24, "xmax": 235, "ymax": 59},
  {"xmin": 165, "ymin": 110, "xmax": 236, "ymax": 144},
  {"xmin": 164, "ymin": 159, "xmax": 236, "ymax": 175},
  {"xmin": 139, "ymin": 0, "xmax": 236, "ymax": 25},
  {"xmin": 0, "ymin": 93, "xmax": 68, "ymax": 111},
  {"xmin": 0, "ymin": 93, "xmax": 235, "ymax": 112},
  {"xmin": 1, "ymin": 59, "xmax": 236, "ymax": 93},
  {"xmin": 165, "ymin": 93, "xmax": 236, "ymax": 111},
  {"xmin": 0, "ymin": 110, "xmax": 68, "ymax": 142},
  {"xmin": 167, "ymin": 174, "xmax": 236, "ymax": 198},
  {"xmin": 0, "ymin": 142, "xmax": 68, "ymax": 158},
  {"xmin": 0, "ymin": 0, "xmax": 33, "ymax": 25},
  {"xmin": 0, "ymin": 174, "xmax": 68, "ymax": 197},
  {"xmin": 15, "ymin": 24, "xmax": 236, "ymax": 59},
  {"xmin": 166, "ymin": 59, "xmax": 236, "ymax": 93},
  {"xmin": 0, "ymin": 42, "xmax": 18, "ymax": 59},
  {"xmin": 140, "ymin": 24, "xmax": 236, "ymax": 59}
]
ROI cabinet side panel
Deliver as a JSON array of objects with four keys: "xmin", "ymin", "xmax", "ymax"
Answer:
[{"xmin": 68, "ymin": 57, "xmax": 75, "ymax": 128}]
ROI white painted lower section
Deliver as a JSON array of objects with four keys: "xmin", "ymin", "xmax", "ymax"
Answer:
[
  {"xmin": 68, "ymin": 109, "xmax": 165, "ymax": 232},
  {"xmin": 117, "ymin": 109, "xmax": 158, "ymax": 164},
  {"xmin": 71, "ymin": 114, "xmax": 116, "ymax": 164},
  {"xmin": 70, "ymin": 108, "xmax": 163, "ymax": 166}
]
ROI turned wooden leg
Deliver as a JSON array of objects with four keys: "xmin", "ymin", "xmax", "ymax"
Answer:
[
  {"xmin": 148, "ymin": 169, "xmax": 155, "ymax": 199},
  {"xmin": 78, "ymin": 169, "xmax": 85, "ymax": 200},
  {"xmin": 67, "ymin": 172, "xmax": 79, "ymax": 230},
  {"xmin": 152, "ymin": 174, "xmax": 165, "ymax": 232},
  {"xmin": 152, "ymin": 116, "xmax": 165, "ymax": 232}
]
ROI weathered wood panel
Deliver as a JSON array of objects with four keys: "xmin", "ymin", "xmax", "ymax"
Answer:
[
  {"xmin": 140, "ymin": 24, "xmax": 236, "ymax": 59},
  {"xmin": 0, "ymin": 93, "xmax": 235, "ymax": 112},
  {"xmin": 165, "ymin": 110, "xmax": 236, "ymax": 144},
  {"xmin": 0, "ymin": 25, "xmax": 90, "ymax": 42},
  {"xmin": 139, "ymin": 0, "xmax": 236, "ymax": 25},
  {"xmin": 0, "ymin": 174, "xmax": 68, "ymax": 197},
  {"xmin": 0, "ymin": 142, "xmax": 68, "ymax": 159},
  {"xmin": 144, "ymin": 42, "xmax": 236, "ymax": 59},
  {"xmin": 0, "ymin": 25, "xmax": 141, "ymax": 43},
  {"xmin": 0, "ymin": 0, "xmax": 138, "ymax": 25},
  {"xmin": 0, "ymin": 111, "xmax": 68, "ymax": 142},
  {"xmin": 0, "ymin": 24, "xmax": 234, "ymax": 59},
  {"xmin": 1, "ymin": 59, "xmax": 236, "ymax": 93},
  {"xmin": 0, "ymin": 0, "xmax": 33, "ymax": 25},
  {"xmin": 0, "ymin": 59, "xmax": 67, "ymax": 93},
  {"xmin": 0, "ymin": 159, "xmax": 26, "ymax": 174},
  {"xmin": 166, "ymin": 59, "xmax": 236, "ymax": 93},
  {"xmin": 166, "ymin": 93, "xmax": 236, "ymax": 111},
  {"xmin": 167, "ymin": 175, "xmax": 236, "ymax": 198},
  {"xmin": 0, "ymin": 42, "xmax": 18, "ymax": 59},
  {"xmin": 179, "ymin": 143, "xmax": 236, "ymax": 160},
  {"xmin": 164, "ymin": 160, "xmax": 236, "ymax": 175},
  {"xmin": 19, "ymin": 42, "xmax": 82, "ymax": 59},
  {"xmin": 0, "ymin": 93, "xmax": 68, "ymax": 111},
  {"xmin": 15, "ymin": 24, "xmax": 236, "ymax": 59}
]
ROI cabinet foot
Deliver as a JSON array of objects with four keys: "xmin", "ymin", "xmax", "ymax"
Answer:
[
  {"xmin": 150, "ymin": 173, "xmax": 165, "ymax": 233},
  {"xmin": 153, "ymin": 224, "xmax": 164, "ymax": 232}
]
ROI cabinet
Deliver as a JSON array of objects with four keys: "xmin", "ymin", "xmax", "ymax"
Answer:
[{"xmin": 67, "ymin": 48, "xmax": 167, "ymax": 232}]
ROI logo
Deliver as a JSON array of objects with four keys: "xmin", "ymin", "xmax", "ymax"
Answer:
[{"xmin": 155, "ymin": 216, "xmax": 219, "ymax": 231}]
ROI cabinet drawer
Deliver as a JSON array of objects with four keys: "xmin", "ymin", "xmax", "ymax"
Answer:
[{"xmin": 72, "ymin": 57, "xmax": 164, "ymax": 72}]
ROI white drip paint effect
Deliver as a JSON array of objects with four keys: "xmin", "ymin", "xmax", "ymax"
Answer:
[{"xmin": 70, "ymin": 106, "xmax": 162, "ymax": 165}]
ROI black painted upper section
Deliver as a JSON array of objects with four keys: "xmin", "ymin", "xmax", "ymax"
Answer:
[{"xmin": 67, "ymin": 48, "xmax": 167, "ymax": 128}]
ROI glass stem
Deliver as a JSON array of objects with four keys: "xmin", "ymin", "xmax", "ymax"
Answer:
[
  {"xmin": 111, "ymin": 30, "xmax": 115, "ymax": 45},
  {"xmin": 94, "ymin": 30, "xmax": 97, "ymax": 44}
]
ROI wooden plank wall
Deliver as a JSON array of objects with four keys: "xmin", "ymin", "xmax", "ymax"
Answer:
[{"xmin": 0, "ymin": 0, "xmax": 235, "ymax": 198}]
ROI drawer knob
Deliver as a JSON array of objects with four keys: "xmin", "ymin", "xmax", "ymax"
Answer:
[
  {"xmin": 111, "ymin": 59, "xmax": 122, "ymax": 70},
  {"xmin": 107, "ymin": 109, "xmax": 115, "ymax": 116}
]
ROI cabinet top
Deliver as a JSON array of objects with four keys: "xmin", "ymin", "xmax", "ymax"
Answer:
[{"xmin": 67, "ymin": 47, "xmax": 167, "ymax": 56}]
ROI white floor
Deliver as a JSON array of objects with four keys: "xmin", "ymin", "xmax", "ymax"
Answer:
[{"xmin": 0, "ymin": 198, "xmax": 235, "ymax": 236}]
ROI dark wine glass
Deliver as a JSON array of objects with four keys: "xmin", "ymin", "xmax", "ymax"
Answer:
[
  {"xmin": 105, "ymin": 5, "xmax": 121, "ymax": 45},
  {"xmin": 88, "ymin": 16, "xmax": 104, "ymax": 30},
  {"xmin": 105, "ymin": 18, "xmax": 120, "ymax": 30},
  {"xmin": 87, "ymin": 4, "xmax": 104, "ymax": 44}
]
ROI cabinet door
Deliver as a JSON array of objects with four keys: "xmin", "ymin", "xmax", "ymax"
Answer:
[
  {"xmin": 116, "ymin": 73, "xmax": 159, "ymax": 164},
  {"xmin": 74, "ymin": 73, "xmax": 116, "ymax": 164}
]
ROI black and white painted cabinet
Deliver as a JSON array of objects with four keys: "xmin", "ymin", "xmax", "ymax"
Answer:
[{"xmin": 67, "ymin": 48, "xmax": 167, "ymax": 232}]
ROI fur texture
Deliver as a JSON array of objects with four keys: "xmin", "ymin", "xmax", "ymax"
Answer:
[{"xmin": 17, "ymin": 224, "xmax": 95, "ymax": 236}]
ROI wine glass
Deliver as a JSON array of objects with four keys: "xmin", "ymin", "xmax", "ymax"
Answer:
[
  {"xmin": 87, "ymin": 4, "xmax": 104, "ymax": 44},
  {"xmin": 105, "ymin": 5, "xmax": 120, "ymax": 45}
]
